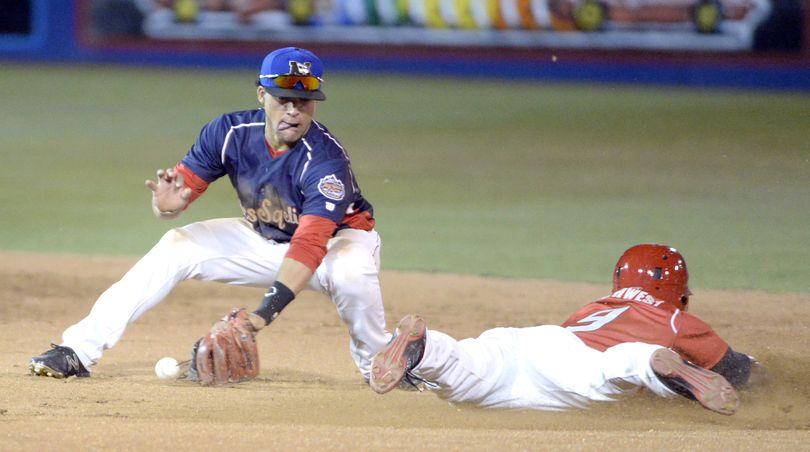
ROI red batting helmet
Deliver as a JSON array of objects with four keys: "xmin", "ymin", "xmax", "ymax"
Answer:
[{"xmin": 612, "ymin": 244, "xmax": 692, "ymax": 310}]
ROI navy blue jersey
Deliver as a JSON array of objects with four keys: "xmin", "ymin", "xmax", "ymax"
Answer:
[{"xmin": 181, "ymin": 109, "xmax": 374, "ymax": 242}]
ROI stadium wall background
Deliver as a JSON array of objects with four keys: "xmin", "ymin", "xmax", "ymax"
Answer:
[{"xmin": 0, "ymin": 0, "xmax": 808, "ymax": 90}]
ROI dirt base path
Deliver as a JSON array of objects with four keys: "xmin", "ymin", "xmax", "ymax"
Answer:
[{"xmin": 1, "ymin": 252, "xmax": 808, "ymax": 450}]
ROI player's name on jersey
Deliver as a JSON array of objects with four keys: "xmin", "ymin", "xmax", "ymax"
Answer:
[
  {"xmin": 609, "ymin": 288, "xmax": 666, "ymax": 307},
  {"xmin": 244, "ymin": 198, "xmax": 300, "ymax": 230}
]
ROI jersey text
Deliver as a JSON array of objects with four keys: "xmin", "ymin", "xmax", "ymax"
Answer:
[
  {"xmin": 609, "ymin": 288, "xmax": 665, "ymax": 307},
  {"xmin": 244, "ymin": 198, "xmax": 300, "ymax": 230}
]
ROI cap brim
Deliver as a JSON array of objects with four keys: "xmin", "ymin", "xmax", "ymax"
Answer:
[{"xmin": 264, "ymin": 86, "xmax": 326, "ymax": 101}]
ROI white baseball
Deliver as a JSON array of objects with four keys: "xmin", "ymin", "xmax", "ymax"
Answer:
[{"xmin": 154, "ymin": 357, "xmax": 180, "ymax": 380}]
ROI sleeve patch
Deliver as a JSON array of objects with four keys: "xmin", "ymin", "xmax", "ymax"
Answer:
[{"xmin": 318, "ymin": 174, "xmax": 345, "ymax": 201}]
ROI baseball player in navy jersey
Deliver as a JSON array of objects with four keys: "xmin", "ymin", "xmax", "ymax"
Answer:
[
  {"xmin": 368, "ymin": 244, "xmax": 762, "ymax": 415},
  {"xmin": 29, "ymin": 47, "xmax": 391, "ymax": 383}
]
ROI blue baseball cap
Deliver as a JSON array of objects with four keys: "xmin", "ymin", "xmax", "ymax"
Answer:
[{"xmin": 258, "ymin": 47, "xmax": 326, "ymax": 101}]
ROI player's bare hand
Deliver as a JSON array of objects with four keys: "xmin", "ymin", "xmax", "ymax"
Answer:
[{"xmin": 145, "ymin": 167, "xmax": 192, "ymax": 215}]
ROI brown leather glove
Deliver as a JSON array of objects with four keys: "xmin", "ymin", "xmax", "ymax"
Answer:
[{"xmin": 193, "ymin": 308, "xmax": 260, "ymax": 386}]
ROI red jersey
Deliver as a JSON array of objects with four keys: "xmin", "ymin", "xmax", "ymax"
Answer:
[{"xmin": 561, "ymin": 287, "xmax": 729, "ymax": 369}]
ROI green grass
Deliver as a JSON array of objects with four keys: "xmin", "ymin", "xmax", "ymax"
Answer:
[{"xmin": 1, "ymin": 64, "xmax": 808, "ymax": 293}]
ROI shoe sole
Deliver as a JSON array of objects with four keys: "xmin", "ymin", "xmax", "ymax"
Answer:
[
  {"xmin": 29, "ymin": 361, "xmax": 68, "ymax": 379},
  {"xmin": 369, "ymin": 315, "xmax": 426, "ymax": 394},
  {"xmin": 651, "ymin": 348, "xmax": 739, "ymax": 415}
]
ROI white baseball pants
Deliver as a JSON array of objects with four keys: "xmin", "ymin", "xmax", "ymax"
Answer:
[
  {"xmin": 61, "ymin": 218, "xmax": 391, "ymax": 379},
  {"xmin": 414, "ymin": 325, "xmax": 676, "ymax": 410}
]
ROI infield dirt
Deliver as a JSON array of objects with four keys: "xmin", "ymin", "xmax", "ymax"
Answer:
[{"xmin": 1, "ymin": 252, "xmax": 808, "ymax": 450}]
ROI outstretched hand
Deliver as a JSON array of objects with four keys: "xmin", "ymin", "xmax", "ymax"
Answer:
[{"xmin": 145, "ymin": 168, "xmax": 192, "ymax": 216}]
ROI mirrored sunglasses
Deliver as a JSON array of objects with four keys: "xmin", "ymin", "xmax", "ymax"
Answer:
[{"xmin": 269, "ymin": 75, "xmax": 322, "ymax": 91}]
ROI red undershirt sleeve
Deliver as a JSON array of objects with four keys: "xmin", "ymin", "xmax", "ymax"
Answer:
[
  {"xmin": 174, "ymin": 162, "xmax": 209, "ymax": 206},
  {"xmin": 286, "ymin": 215, "xmax": 338, "ymax": 272}
]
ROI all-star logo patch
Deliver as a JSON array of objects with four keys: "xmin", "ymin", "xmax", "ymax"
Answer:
[{"xmin": 318, "ymin": 174, "xmax": 345, "ymax": 201}]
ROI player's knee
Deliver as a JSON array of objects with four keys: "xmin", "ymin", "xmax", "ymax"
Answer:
[
  {"xmin": 154, "ymin": 226, "xmax": 208, "ymax": 261},
  {"xmin": 158, "ymin": 227, "xmax": 193, "ymax": 247},
  {"xmin": 327, "ymin": 253, "xmax": 378, "ymax": 300}
]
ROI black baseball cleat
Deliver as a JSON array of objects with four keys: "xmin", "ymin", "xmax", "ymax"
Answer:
[
  {"xmin": 29, "ymin": 344, "xmax": 90, "ymax": 379},
  {"xmin": 369, "ymin": 314, "xmax": 427, "ymax": 394},
  {"xmin": 651, "ymin": 348, "xmax": 739, "ymax": 415}
]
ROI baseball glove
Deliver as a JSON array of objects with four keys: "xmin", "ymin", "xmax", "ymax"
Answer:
[{"xmin": 189, "ymin": 308, "xmax": 260, "ymax": 386}]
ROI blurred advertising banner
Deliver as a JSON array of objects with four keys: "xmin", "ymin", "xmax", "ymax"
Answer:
[{"xmin": 86, "ymin": 0, "xmax": 803, "ymax": 53}]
